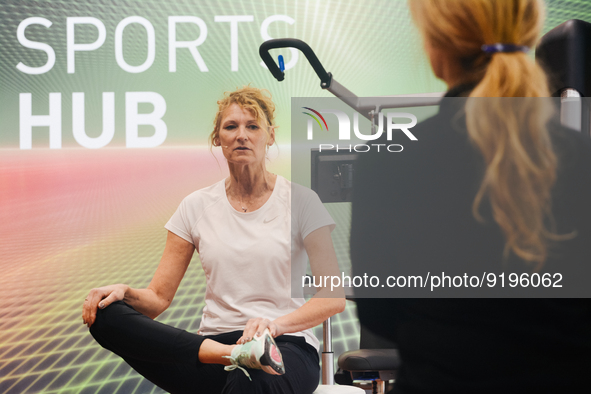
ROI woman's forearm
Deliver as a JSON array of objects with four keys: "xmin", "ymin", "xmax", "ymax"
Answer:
[
  {"xmin": 83, "ymin": 232, "xmax": 193, "ymax": 328},
  {"xmin": 123, "ymin": 286, "xmax": 171, "ymax": 319},
  {"xmin": 272, "ymin": 296, "xmax": 346, "ymax": 336},
  {"xmin": 83, "ymin": 283, "xmax": 170, "ymax": 327},
  {"xmin": 269, "ymin": 224, "xmax": 347, "ymax": 336}
]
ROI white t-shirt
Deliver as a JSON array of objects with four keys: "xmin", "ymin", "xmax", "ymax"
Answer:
[{"xmin": 165, "ymin": 175, "xmax": 335, "ymax": 350}]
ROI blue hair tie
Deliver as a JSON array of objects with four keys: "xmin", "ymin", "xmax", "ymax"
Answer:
[{"xmin": 481, "ymin": 43, "xmax": 529, "ymax": 54}]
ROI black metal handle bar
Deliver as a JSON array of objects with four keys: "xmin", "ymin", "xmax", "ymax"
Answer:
[{"xmin": 259, "ymin": 38, "xmax": 333, "ymax": 88}]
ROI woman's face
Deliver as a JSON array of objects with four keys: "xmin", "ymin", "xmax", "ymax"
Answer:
[{"xmin": 216, "ymin": 103, "xmax": 275, "ymax": 167}]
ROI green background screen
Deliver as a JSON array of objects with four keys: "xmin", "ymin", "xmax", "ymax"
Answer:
[{"xmin": 1, "ymin": 1, "xmax": 590, "ymax": 393}]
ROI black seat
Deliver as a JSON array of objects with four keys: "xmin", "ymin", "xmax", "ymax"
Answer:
[{"xmin": 337, "ymin": 320, "xmax": 400, "ymax": 394}]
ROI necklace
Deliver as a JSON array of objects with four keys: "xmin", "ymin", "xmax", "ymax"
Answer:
[
  {"xmin": 239, "ymin": 194, "xmax": 250, "ymax": 212},
  {"xmin": 240, "ymin": 189, "xmax": 268, "ymax": 212},
  {"xmin": 229, "ymin": 174, "xmax": 275, "ymax": 213}
]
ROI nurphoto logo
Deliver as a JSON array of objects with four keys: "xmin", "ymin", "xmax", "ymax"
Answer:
[{"xmin": 302, "ymin": 107, "xmax": 418, "ymax": 152}]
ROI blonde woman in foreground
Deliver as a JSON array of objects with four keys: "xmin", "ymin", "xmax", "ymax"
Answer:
[{"xmin": 351, "ymin": 0, "xmax": 591, "ymax": 393}]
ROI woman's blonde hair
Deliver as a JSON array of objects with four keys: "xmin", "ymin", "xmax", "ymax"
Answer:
[
  {"xmin": 210, "ymin": 86, "xmax": 276, "ymax": 147},
  {"xmin": 409, "ymin": 0, "xmax": 563, "ymax": 267}
]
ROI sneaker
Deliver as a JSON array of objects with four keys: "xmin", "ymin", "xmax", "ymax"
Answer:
[{"xmin": 223, "ymin": 328, "xmax": 285, "ymax": 380}]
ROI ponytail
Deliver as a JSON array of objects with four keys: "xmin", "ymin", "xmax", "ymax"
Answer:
[{"xmin": 467, "ymin": 52, "xmax": 558, "ymax": 266}]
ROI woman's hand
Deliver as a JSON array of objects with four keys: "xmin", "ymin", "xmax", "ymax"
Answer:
[
  {"xmin": 80, "ymin": 232, "xmax": 194, "ymax": 328},
  {"xmin": 82, "ymin": 284, "xmax": 128, "ymax": 328},
  {"xmin": 237, "ymin": 317, "xmax": 286, "ymax": 344}
]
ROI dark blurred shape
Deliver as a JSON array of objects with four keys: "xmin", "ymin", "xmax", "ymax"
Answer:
[{"xmin": 536, "ymin": 19, "xmax": 591, "ymax": 97}]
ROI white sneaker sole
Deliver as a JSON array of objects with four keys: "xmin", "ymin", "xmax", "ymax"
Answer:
[{"xmin": 256, "ymin": 330, "xmax": 285, "ymax": 375}]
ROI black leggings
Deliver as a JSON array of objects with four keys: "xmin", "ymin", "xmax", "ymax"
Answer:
[{"xmin": 89, "ymin": 301, "xmax": 320, "ymax": 394}]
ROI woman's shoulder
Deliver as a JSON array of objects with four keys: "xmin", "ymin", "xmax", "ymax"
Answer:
[
  {"xmin": 271, "ymin": 176, "xmax": 326, "ymax": 215},
  {"xmin": 271, "ymin": 175, "xmax": 291, "ymax": 209},
  {"xmin": 178, "ymin": 178, "xmax": 226, "ymax": 210},
  {"xmin": 278, "ymin": 176, "xmax": 323, "ymax": 201}
]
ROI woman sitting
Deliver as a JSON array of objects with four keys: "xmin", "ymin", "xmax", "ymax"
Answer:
[{"xmin": 82, "ymin": 86, "xmax": 345, "ymax": 394}]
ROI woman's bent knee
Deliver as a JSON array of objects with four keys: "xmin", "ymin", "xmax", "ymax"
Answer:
[{"xmin": 89, "ymin": 301, "xmax": 133, "ymax": 347}]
